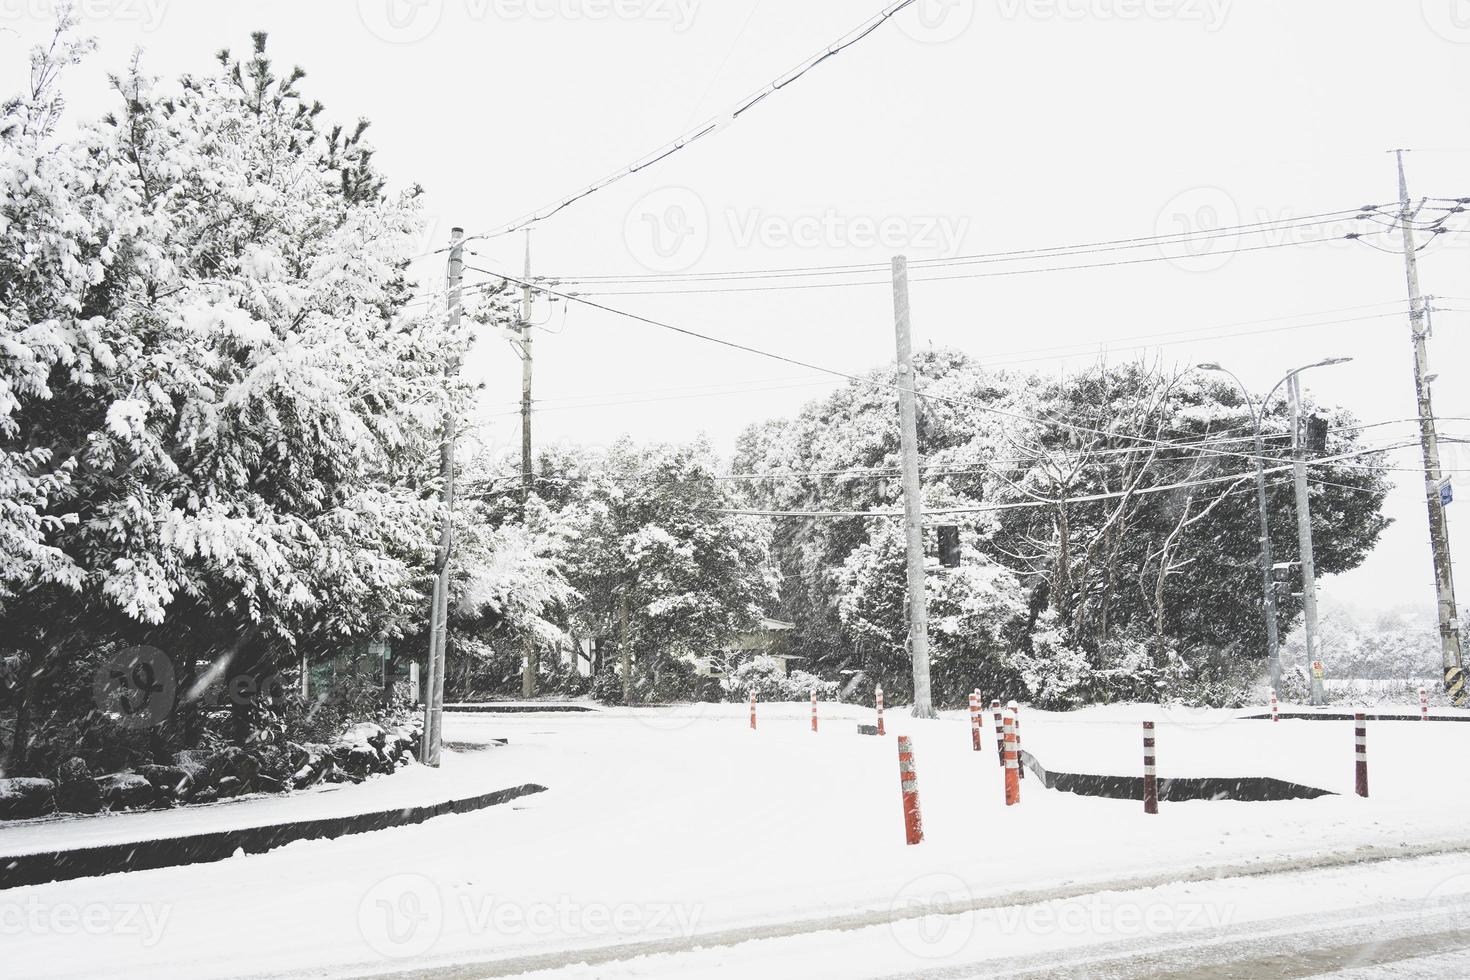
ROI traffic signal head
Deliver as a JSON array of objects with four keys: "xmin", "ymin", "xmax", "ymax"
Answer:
[{"xmin": 938, "ymin": 525, "xmax": 961, "ymax": 568}]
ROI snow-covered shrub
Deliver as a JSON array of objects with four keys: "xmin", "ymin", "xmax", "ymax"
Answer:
[
  {"xmin": 1015, "ymin": 610, "xmax": 1093, "ymax": 708},
  {"xmin": 725, "ymin": 656, "xmax": 790, "ymax": 701},
  {"xmin": 783, "ymin": 669, "xmax": 839, "ymax": 701}
]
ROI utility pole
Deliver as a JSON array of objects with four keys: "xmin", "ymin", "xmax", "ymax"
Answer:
[
  {"xmin": 423, "ymin": 227, "xmax": 464, "ymax": 766},
  {"xmin": 1288, "ymin": 374, "xmax": 1323, "ymax": 705},
  {"xmin": 520, "ymin": 230, "xmax": 537, "ymax": 700},
  {"xmin": 892, "ymin": 256, "xmax": 935, "ymax": 719},
  {"xmin": 1394, "ymin": 150, "xmax": 1467, "ymax": 705}
]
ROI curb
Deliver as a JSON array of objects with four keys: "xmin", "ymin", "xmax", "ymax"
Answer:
[
  {"xmin": 1019, "ymin": 751, "xmax": 1334, "ymax": 802},
  {"xmin": 1241, "ymin": 712, "xmax": 1470, "ymax": 723},
  {"xmin": 0, "ymin": 783, "xmax": 547, "ymax": 890},
  {"xmin": 445, "ymin": 703, "xmax": 597, "ymax": 714}
]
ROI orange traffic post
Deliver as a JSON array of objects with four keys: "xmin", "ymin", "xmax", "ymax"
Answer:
[
  {"xmin": 968, "ymin": 693, "xmax": 982, "ymax": 752},
  {"xmin": 811, "ymin": 690, "xmax": 818, "ymax": 734},
  {"xmin": 749, "ymin": 691, "xmax": 757, "ymax": 731},
  {"xmin": 1270, "ymin": 689, "xmax": 1279, "ymax": 724},
  {"xmin": 991, "ymin": 699, "xmax": 1005, "ymax": 767},
  {"xmin": 897, "ymin": 735, "xmax": 923, "ymax": 845},
  {"xmin": 876, "ymin": 685, "xmax": 886, "ymax": 736},
  {"xmin": 1420, "ymin": 686, "xmax": 1429, "ymax": 721},
  {"xmin": 1355, "ymin": 713, "xmax": 1368, "ymax": 798},
  {"xmin": 1009, "ymin": 700, "xmax": 1024, "ymax": 780},
  {"xmin": 1003, "ymin": 709, "xmax": 1020, "ymax": 806},
  {"xmin": 1143, "ymin": 720, "xmax": 1158, "ymax": 815}
]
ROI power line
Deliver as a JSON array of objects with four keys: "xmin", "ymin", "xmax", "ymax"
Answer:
[
  {"xmin": 456, "ymin": 0, "xmax": 924, "ymax": 247},
  {"xmin": 556, "ymin": 207, "xmax": 1393, "ymax": 285}
]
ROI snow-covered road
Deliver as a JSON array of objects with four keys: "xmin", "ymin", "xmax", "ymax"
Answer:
[{"xmin": 6, "ymin": 701, "xmax": 1470, "ymax": 978}]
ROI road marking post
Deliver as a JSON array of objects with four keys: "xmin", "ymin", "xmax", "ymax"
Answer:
[
  {"xmin": 898, "ymin": 735, "xmax": 924, "ymax": 845},
  {"xmin": 1009, "ymin": 700, "xmax": 1024, "ymax": 780},
  {"xmin": 1420, "ymin": 686, "xmax": 1429, "ymax": 721},
  {"xmin": 1270, "ymin": 689, "xmax": 1279, "ymax": 724},
  {"xmin": 1355, "ymin": 713, "xmax": 1368, "ymax": 798},
  {"xmin": 968, "ymin": 692, "xmax": 982, "ymax": 751},
  {"xmin": 1143, "ymin": 720, "xmax": 1159, "ymax": 815},
  {"xmin": 1003, "ymin": 708, "xmax": 1020, "ymax": 806},
  {"xmin": 992, "ymin": 699, "xmax": 1005, "ymax": 767},
  {"xmin": 876, "ymin": 685, "xmax": 886, "ymax": 736},
  {"xmin": 750, "ymin": 691, "xmax": 757, "ymax": 731},
  {"xmin": 811, "ymin": 690, "xmax": 818, "ymax": 734}
]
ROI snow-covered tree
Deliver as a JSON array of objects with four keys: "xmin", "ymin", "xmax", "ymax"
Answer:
[{"xmin": 1, "ymin": 24, "xmax": 466, "ymax": 764}]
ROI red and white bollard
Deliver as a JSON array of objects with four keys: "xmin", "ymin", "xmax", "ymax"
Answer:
[
  {"xmin": 1003, "ymin": 708, "xmax": 1021, "ymax": 806},
  {"xmin": 1270, "ymin": 690, "xmax": 1279, "ymax": 724},
  {"xmin": 1009, "ymin": 700, "xmax": 1024, "ymax": 780},
  {"xmin": 968, "ymin": 693, "xmax": 982, "ymax": 752},
  {"xmin": 991, "ymin": 699, "xmax": 1005, "ymax": 767},
  {"xmin": 1143, "ymin": 720, "xmax": 1158, "ymax": 815},
  {"xmin": 749, "ymin": 691, "xmax": 757, "ymax": 731},
  {"xmin": 897, "ymin": 735, "xmax": 923, "ymax": 845},
  {"xmin": 876, "ymin": 686, "xmax": 886, "ymax": 737},
  {"xmin": 811, "ymin": 690, "xmax": 818, "ymax": 734},
  {"xmin": 1420, "ymin": 686, "xmax": 1429, "ymax": 721},
  {"xmin": 1355, "ymin": 713, "xmax": 1369, "ymax": 798}
]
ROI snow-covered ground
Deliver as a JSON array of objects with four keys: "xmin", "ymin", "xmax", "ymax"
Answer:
[{"xmin": 5, "ymin": 701, "xmax": 1470, "ymax": 978}]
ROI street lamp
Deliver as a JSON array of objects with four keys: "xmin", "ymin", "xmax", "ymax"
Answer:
[{"xmin": 1197, "ymin": 358, "xmax": 1353, "ymax": 699}]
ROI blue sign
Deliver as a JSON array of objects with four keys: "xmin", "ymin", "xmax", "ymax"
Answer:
[{"xmin": 1443, "ymin": 480, "xmax": 1454, "ymax": 507}]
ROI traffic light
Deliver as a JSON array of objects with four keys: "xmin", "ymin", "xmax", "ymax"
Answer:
[
  {"xmin": 938, "ymin": 525, "xmax": 961, "ymax": 568},
  {"xmin": 1306, "ymin": 415, "xmax": 1329, "ymax": 455}
]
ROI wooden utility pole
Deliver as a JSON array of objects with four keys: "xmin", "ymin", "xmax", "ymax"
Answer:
[
  {"xmin": 1394, "ymin": 150, "xmax": 1466, "ymax": 705},
  {"xmin": 520, "ymin": 230, "xmax": 538, "ymax": 699},
  {"xmin": 892, "ymin": 256, "xmax": 935, "ymax": 718},
  {"xmin": 423, "ymin": 227, "xmax": 464, "ymax": 766}
]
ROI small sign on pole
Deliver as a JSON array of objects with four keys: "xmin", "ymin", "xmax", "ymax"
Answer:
[
  {"xmin": 1441, "ymin": 479, "xmax": 1454, "ymax": 508},
  {"xmin": 1311, "ymin": 659, "xmax": 1326, "ymax": 706}
]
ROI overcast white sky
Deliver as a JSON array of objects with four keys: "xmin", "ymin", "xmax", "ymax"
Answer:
[{"xmin": 5, "ymin": 0, "xmax": 1470, "ymax": 615}]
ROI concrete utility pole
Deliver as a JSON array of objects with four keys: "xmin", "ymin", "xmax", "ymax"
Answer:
[
  {"xmin": 1196, "ymin": 363, "xmax": 1282, "ymax": 693},
  {"xmin": 1288, "ymin": 374, "xmax": 1323, "ymax": 705},
  {"xmin": 892, "ymin": 256, "xmax": 935, "ymax": 719},
  {"xmin": 423, "ymin": 227, "xmax": 464, "ymax": 766},
  {"xmin": 520, "ymin": 230, "xmax": 538, "ymax": 700},
  {"xmin": 1394, "ymin": 150, "xmax": 1467, "ymax": 705}
]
